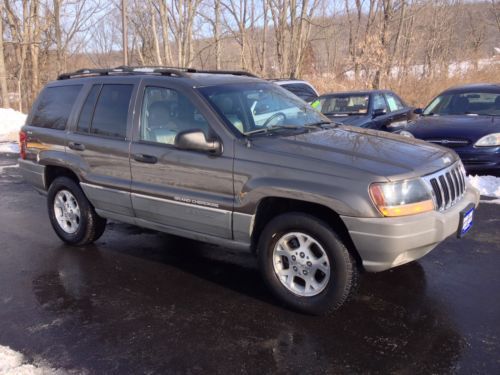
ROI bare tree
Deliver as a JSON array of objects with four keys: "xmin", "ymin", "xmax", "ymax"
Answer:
[
  {"xmin": 0, "ymin": 3, "xmax": 10, "ymax": 107},
  {"xmin": 169, "ymin": 0, "xmax": 202, "ymax": 67}
]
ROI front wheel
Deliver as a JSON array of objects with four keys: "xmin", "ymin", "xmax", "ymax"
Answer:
[
  {"xmin": 47, "ymin": 177, "xmax": 107, "ymax": 246},
  {"xmin": 258, "ymin": 212, "xmax": 359, "ymax": 315}
]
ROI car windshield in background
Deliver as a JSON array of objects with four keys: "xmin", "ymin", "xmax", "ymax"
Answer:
[
  {"xmin": 319, "ymin": 94, "xmax": 369, "ymax": 115},
  {"xmin": 424, "ymin": 92, "xmax": 500, "ymax": 116},
  {"xmin": 199, "ymin": 83, "xmax": 329, "ymax": 135}
]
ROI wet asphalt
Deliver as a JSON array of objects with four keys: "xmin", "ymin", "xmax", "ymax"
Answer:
[{"xmin": 0, "ymin": 152, "xmax": 499, "ymax": 374}]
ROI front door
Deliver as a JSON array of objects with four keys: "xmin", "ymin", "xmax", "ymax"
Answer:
[
  {"xmin": 129, "ymin": 81, "xmax": 234, "ymax": 239},
  {"xmin": 384, "ymin": 92, "xmax": 412, "ymax": 131}
]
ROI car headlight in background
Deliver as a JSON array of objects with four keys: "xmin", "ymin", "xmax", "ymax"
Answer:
[
  {"xmin": 369, "ymin": 178, "xmax": 434, "ymax": 217},
  {"xmin": 474, "ymin": 133, "xmax": 500, "ymax": 147},
  {"xmin": 398, "ymin": 130, "xmax": 414, "ymax": 138}
]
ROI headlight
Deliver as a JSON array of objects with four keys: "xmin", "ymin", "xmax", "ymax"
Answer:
[
  {"xmin": 369, "ymin": 179, "xmax": 434, "ymax": 217},
  {"xmin": 398, "ymin": 130, "xmax": 414, "ymax": 138},
  {"xmin": 474, "ymin": 133, "xmax": 500, "ymax": 147}
]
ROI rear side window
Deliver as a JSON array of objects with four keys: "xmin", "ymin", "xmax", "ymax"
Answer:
[
  {"xmin": 76, "ymin": 84, "xmax": 133, "ymax": 139},
  {"xmin": 31, "ymin": 85, "xmax": 82, "ymax": 130}
]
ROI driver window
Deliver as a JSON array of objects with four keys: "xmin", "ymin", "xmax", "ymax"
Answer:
[
  {"xmin": 141, "ymin": 86, "xmax": 209, "ymax": 145},
  {"xmin": 373, "ymin": 94, "xmax": 388, "ymax": 112}
]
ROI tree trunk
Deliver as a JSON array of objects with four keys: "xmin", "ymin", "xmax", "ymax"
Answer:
[
  {"xmin": 53, "ymin": 0, "xmax": 63, "ymax": 73},
  {"xmin": 159, "ymin": 0, "xmax": 172, "ymax": 65},
  {"xmin": 214, "ymin": 0, "xmax": 221, "ymax": 69},
  {"xmin": 0, "ymin": 6, "xmax": 10, "ymax": 108},
  {"xmin": 150, "ymin": 1, "xmax": 163, "ymax": 65}
]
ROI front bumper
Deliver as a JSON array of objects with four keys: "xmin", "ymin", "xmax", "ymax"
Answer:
[
  {"xmin": 456, "ymin": 146, "xmax": 500, "ymax": 173},
  {"xmin": 341, "ymin": 184, "xmax": 480, "ymax": 272}
]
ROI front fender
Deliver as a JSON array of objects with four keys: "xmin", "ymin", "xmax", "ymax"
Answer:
[{"xmin": 236, "ymin": 176, "xmax": 380, "ymax": 218}]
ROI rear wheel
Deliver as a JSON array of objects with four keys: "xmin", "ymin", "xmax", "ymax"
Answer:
[
  {"xmin": 258, "ymin": 212, "xmax": 359, "ymax": 315},
  {"xmin": 47, "ymin": 177, "xmax": 106, "ymax": 246}
]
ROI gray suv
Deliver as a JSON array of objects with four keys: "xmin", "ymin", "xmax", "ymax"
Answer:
[{"xmin": 19, "ymin": 67, "xmax": 479, "ymax": 314}]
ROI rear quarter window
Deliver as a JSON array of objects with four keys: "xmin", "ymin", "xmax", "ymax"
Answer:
[{"xmin": 30, "ymin": 85, "xmax": 83, "ymax": 130}]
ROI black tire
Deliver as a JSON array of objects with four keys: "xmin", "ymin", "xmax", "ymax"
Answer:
[
  {"xmin": 47, "ymin": 176, "xmax": 107, "ymax": 246},
  {"xmin": 257, "ymin": 212, "xmax": 359, "ymax": 315}
]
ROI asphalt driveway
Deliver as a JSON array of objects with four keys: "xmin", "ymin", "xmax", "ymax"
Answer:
[{"xmin": 0, "ymin": 152, "xmax": 499, "ymax": 374}]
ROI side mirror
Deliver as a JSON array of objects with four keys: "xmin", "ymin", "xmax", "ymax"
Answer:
[
  {"xmin": 175, "ymin": 129, "xmax": 222, "ymax": 155},
  {"xmin": 372, "ymin": 108, "xmax": 386, "ymax": 118},
  {"xmin": 413, "ymin": 108, "xmax": 423, "ymax": 115}
]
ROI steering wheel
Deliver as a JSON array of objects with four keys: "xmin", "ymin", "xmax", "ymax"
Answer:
[{"xmin": 263, "ymin": 112, "xmax": 286, "ymax": 128}]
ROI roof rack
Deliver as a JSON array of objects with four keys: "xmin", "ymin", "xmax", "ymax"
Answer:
[
  {"xmin": 57, "ymin": 66, "xmax": 190, "ymax": 80},
  {"xmin": 57, "ymin": 66, "xmax": 258, "ymax": 80}
]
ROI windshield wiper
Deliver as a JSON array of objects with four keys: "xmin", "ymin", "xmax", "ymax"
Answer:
[
  {"xmin": 304, "ymin": 121, "xmax": 338, "ymax": 129},
  {"xmin": 244, "ymin": 125, "xmax": 304, "ymax": 136},
  {"xmin": 324, "ymin": 112, "xmax": 362, "ymax": 116}
]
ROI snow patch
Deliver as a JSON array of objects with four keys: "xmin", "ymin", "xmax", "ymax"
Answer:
[
  {"xmin": 0, "ymin": 345, "xmax": 60, "ymax": 374},
  {"xmin": 468, "ymin": 175, "xmax": 500, "ymax": 198},
  {"xmin": 0, "ymin": 142, "xmax": 19, "ymax": 154},
  {"xmin": 0, "ymin": 108, "xmax": 27, "ymax": 142}
]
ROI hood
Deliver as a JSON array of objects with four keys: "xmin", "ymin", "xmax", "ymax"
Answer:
[
  {"xmin": 408, "ymin": 115, "xmax": 498, "ymax": 141},
  {"xmin": 249, "ymin": 126, "xmax": 456, "ymax": 181},
  {"xmin": 325, "ymin": 114, "xmax": 369, "ymax": 126}
]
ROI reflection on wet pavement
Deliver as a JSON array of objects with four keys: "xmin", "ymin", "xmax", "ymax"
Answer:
[{"xmin": 0, "ymin": 158, "xmax": 499, "ymax": 373}]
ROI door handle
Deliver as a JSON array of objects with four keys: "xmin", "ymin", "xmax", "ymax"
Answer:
[
  {"xmin": 68, "ymin": 142, "xmax": 85, "ymax": 151},
  {"xmin": 133, "ymin": 153, "xmax": 158, "ymax": 164}
]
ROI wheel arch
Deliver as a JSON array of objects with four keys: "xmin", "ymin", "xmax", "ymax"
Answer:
[
  {"xmin": 44, "ymin": 165, "xmax": 80, "ymax": 190},
  {"xmin": 250, "ymin": 196, "xmax": 362, "ymax": 268}
]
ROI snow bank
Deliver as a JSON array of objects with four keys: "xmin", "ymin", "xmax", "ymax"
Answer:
[
  {"xmin": 0, "ymin": 345, "xmax": 60, "ymax": 374},
  {"xmin": 468, "ymin": 175, "xmax": 500, "ymax": 198},
  {"xmin": 0, "ymin": 108, "xmax": 27, "ymax": 142}
]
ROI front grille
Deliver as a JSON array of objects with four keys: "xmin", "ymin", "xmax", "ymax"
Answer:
[
  {"xmin": 423, "ymin": 162, "xmax": 466, "ymax": 211},
  {"xmin": 426, "ymin": 138, "xmax": 470, "ymax": 148}
]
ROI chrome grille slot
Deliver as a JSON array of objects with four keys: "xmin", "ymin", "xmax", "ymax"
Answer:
[{"xmin": 423, "ymin": 162, "xmax": 467, "ymax": 211}]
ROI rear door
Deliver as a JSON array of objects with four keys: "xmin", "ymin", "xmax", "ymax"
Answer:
[
  {"xmin": 66, "ymin": 80, "xmax": 137, "ymax": 217},
  {"xmin": 129, "ymin": 80, "xmax": 234, "ymax": 239}
]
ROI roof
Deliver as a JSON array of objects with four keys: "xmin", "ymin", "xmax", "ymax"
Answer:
[
  {"xmin": 442, "ymin": 83, "xmax": 500, "ymax": 94},
  {"xmin": 268, "ymin": 79, "xmax": 310, "ymax": 84},
  {"xmin": 319, "ymin": 89, "xmax": 393, "ymax": 98}
]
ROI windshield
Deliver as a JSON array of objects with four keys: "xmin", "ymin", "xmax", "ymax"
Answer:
[
  {"xmin": 199, "ymin": 83, "xmax": 329, "ymax": 135},
  {"xmin": 424, "ymin": 91, "xmax": 500, "ymax": 116},
  {"xmin": 319, "ymin": 94, "xmax": 369, "ymax": 115}
]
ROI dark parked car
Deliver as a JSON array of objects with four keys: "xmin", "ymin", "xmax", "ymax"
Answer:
[
  {"xmin": 269, "ymin": 79, "xmax": 319, "ymax": 103},
  {"xmin": 19, "ymin": 67, "xmax": 479, "ymax": 315},
  {"xmin": 404, "ymin": 84, "xmax": 500, "ymax": 174},
  {"xmin": 318, "ymin": 90, "xmax": 417, "ymax": 131}
]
